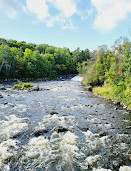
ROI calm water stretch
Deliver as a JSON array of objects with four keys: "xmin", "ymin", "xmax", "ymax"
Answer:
[{"xmin": 0, "ymin": 76, "xmax": 131, "ymax": 171}]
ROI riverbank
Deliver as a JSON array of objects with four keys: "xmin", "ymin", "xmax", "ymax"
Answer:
[
  {"xmin": 0, "ymin": 74, "xmax": 76, "ymax": 84},
  {"xmin": 91, "ymin": 84, "xmax": 131, "ymax": 110}
]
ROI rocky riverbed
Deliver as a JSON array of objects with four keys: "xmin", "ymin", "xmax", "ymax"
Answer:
[{"xmin": 0, "ymin": 76, "xmax": 131, "ymax": 171}]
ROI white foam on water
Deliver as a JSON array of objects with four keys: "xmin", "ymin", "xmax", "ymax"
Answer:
[
  {"xmin": 120, "ymin": 143, "xmax": 127, "ymax": 150},
  {"xmin": 12, "ymin": 104, "xmax": 28, "ymax": 113},
  {"xmin": 119, "ymin": 166, "xmax": 131, "ymax": 171},
  {"xmin": 71, "ymin": 76, "xmax": 83, "ymax": 82},
  {"xmin": 85, "ymin": 155, "xmax": 101, "ymax": 166},
  {"xmin": 0, "ymin": 104, "xmax": 8, "ymax": 109},
  {"xmin": 0, "ymin": 139, "xmax": 19, "ymax": 162},
  {"xmin": 0, "ymin": 139, "xmax": 19, "ymax": 170},
  {"xmin": 23, "ymin": 130, "xmax": 80, "ymax": 170},
  {"xmin": 25, "ymin": 136, "xmax": 51, "ymax": 158},
  {"xmin": 37, "ymin": 114, "xmax": 76, "ymax": 131},
  {"xmin": 70, "ymin": 104, "xmax": 84, "ymax": 110},
  {"xmin": 93, "ymin": 168, "xmax": 112, "ymax": 171},
  {"xmin": 22, "ymin": 114, "xmax": 80, "ymax": 170},
  {"xmin": 51, "ymin": 131, "xmax": 80, "ymax": 171},
  {"xmin": 0, "ymin": 115, "xmax": 28, "ymax": 140}
]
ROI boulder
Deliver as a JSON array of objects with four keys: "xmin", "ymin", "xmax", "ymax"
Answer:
[
  {"xmin": 99, "ymin": 132, "xmax": 107, "ymax": 137},
  {"xmin": 0, "ymin": 87, "xmax": 6, "ymax": 90},
  {"xmin": 34, "ymin": 129, "xmax": 49, "ymax": 137},
  {"xmin": 53, "ymin": 126, "xmax": 68, "ymax": 133},
  {"xmin": 78, "ymin": 126, "xmax": 89, "ymax": 132},
  {"xmin": 84, "ymin": 86, "xmax": 92, "ymax": 91},
  {"xmin": 50, "ymin": 111, "xmax": 58, "ymax": 115},
  {"xmin": 0, "ymin": 93, "xmax": 3, "ymax": 98},
  {"xmin": 31, "ymin": 85, "xmax": 39, "ymax": 91}
]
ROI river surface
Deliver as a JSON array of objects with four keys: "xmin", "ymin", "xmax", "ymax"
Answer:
[{"xmin": 0, "ymin": 76, "xmax": 131, "ymax": 171}]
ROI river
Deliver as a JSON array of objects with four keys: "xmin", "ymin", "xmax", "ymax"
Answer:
[{"xmin": 0, "ymin": 76, "xmax": 131, "ymax": 171}]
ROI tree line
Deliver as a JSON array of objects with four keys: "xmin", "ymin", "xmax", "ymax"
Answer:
[
  {"xmin": 0, "ymin": 38, "xmax": 90, "ymax": 80},
  {"xmin": 79, "ymin": 37, "xmax": 131, "ymax": 108}
]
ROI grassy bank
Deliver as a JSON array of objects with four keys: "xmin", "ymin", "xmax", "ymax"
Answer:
[{"xmin": 92, "ymin": 84, "xmax": 131, "ymax": 109}]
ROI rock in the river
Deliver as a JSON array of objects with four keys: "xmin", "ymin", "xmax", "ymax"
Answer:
[
  {"xmin": 0, "ymin": 93, "xmax": 3, "ymax": 98},
  {"xmin": 50, "ymin": 111, "xmax": 58, "ymax": 115},
  {"xmin": 53, "ymin": 126, "xmax": 68, "ymax": 133},
  {"xmin": 3, "ymin": 102, "xmax": 8, "ymax": 105},
  {"xmin": 84, "ymin": 86, "xmax": 93, "ymax": 91},
  {"xmin": 43, "ymin": 88, "xmax": 50, "ymax": 91},
  {"xmin": 31, "ymin": 85, "xmax": 39, "ymax": 91},
  {"xmin": 99, "ymin": 132, "xmax": 107, "ymax": 137},
  {"xmin": 34, "ymin": 129, "xmax": 49, "ymax": 137},
  {"xmin": 85, "ymin": 104, "xmax": 90, "ymax": 107},
  {"xmin": 126, "ymin": 126, "xmax": 131, "ymax": 129},
  {"xmin": 78, "ymin": 126, "xmax": 89, "ymax": 132},
  {"xmin": 101, "ymin": 117, "xmax": 106, "ymax": 120},
  {"xmin": 113, "ymin": 100, "xmax": 121, "ymax": 105},
  {"xmin": 0, "ymin": 87, "xmax": 6, "ymax": 90},
  {"xmin": 85, "ymin": 104, "xmax": 93, "ymax": 107}
]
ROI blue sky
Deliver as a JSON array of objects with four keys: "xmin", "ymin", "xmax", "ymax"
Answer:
[{"xmin": 0, "ymin": 0, "xmax": 131, "ymax": 51}]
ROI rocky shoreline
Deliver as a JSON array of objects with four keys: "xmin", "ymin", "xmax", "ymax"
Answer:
[
  {"xmin": 0, "ymin": 74, "xmax": 76, "ymax": 84},
  {"xmin": 84, "ymin": 86, "xmax": 131, "ymax": 111}
]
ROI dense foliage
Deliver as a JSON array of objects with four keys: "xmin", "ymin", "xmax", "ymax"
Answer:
[
  {"xmin": 0, "ymin": 38, "xmax": 90, "ymax": 80},
  {"xmin": 81, "ymin": 37, "xmax": 131, "ymax": 108}
]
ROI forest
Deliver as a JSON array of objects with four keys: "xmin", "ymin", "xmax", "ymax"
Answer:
[
  {"xmin": 78, "ymin": 37, "xmax": 131, "ymax": 108},
  {"xmin": 0, "ymin": 38, "xmax": 90, "ymax": 80}
]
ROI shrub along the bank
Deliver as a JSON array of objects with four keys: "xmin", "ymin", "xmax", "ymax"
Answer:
[{"xmin": 80, "ymin": 37, "xmax": 131, "ymax": 108}]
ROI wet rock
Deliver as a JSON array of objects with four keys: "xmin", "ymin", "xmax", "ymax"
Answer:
[
  {"xmin": 99, "ymin": 131, "xmax": 108, "ymax": 137},
  {"xmin": 84, "ymin": 86, "xmax": 92, "ymax": 91},
  {"xmin": 34, "ymin": 129, "xmax": 49, "ymax": 137},
  {"xmin": 126, "ymin": 126, "xmax": 131, "ymax": 129},
  {"xmin": 85, "ymin": 104, "xmax": 90, "ymax": 107},
  {"xmin": 42, "ymin": 88, "xmax": 50, "ymax": 91},
  {"xmin": 78, "ymin": 126, "xmax": 89, "ymax": 132},
  {"xmin": 116, "ymin": 101, "xmax": 121, "ymax": 105},
  {"xmin": 85, "ymin": 104, "xmax": 93, "ymax": 107},
  {"xmin": 101, "ymin": 117, "xmax": 106, "ymax": 120},
  {"xmin": 0, "ymin": 93, "xmax": 3, "ymax": 98},
  {"xmin": 0, "ymin": 87, "xmax": 6, "ymax": 90},
  {"xmin": 50, "ymin": 111, "xmax": 58, "ymax": 115},
  {"xmin": 9, "ymin": 104, "xmax": 15, "ymax": 107},
  {"xmin": 53, "ymin": 126, "xmax": 68, "ymax": 133},
  {"xmin": 31, "ymin": 85, "xmax": 39, "ymax": 91},
  {"xmin": 12, "ymin": 132, "xmax": 23, "ymax": 138},
  {"xmin": 3, "ymin": 102, "xmax": 8, "ymax": 105},
  {"xmin": 112, "ymin": 161, "xmax": 120, "ymax": 170}
]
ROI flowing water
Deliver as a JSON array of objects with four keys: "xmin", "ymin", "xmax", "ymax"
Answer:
[{"xmin": 0, "ymin": 76, "xmax": 131, "ymax": 171}]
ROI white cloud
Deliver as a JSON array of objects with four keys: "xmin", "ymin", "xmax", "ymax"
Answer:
[
  {"xmin": 25, "ymin": 0, "xmax": 77, "ymax": 29},
  {"xmin": 91, "ymin": 0, "xmax": 131, "ymax": 30},
  {"xmin": 47, "ymin": 0, "xmax": 77, "ymax": 18},
  {"xmin": 0, "ymin": 0, "xmax": 22, "ymax": 19},
  {"xmin": 26, "ymin": 0, "xmax": 50, "ymax": 20}
]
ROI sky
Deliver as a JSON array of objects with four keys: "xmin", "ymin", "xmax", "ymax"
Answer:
[{"xmin": 0, "ymin": 0, "xmax": 131, "ymax": 51}]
